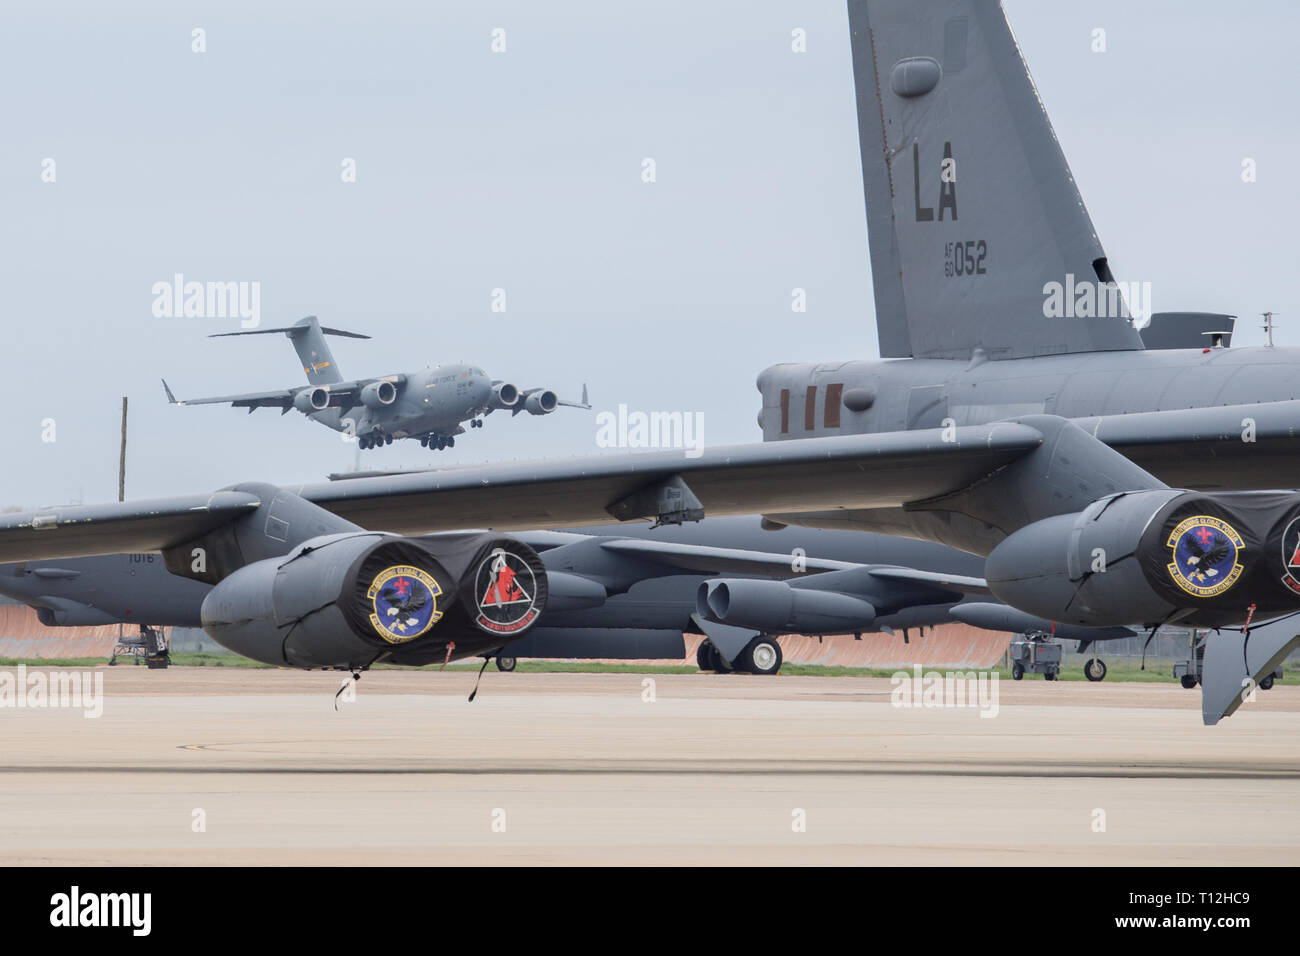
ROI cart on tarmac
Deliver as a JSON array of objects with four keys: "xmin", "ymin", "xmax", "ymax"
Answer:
[{"xmin": 1008, "ymin": 634, "xmax": 1062, "ymax": 681}]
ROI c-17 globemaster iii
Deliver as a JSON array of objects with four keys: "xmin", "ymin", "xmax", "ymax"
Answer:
[{"xmin": 162, "ymin": 315, "xmax": 589, "ymax": 451}]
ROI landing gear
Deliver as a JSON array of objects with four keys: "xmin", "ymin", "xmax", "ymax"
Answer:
[
  {"xmin": 695, "ymin": 639, "xmax": 731, "ymax": 672},
  {"xmin": 1084, "ymin": 657, "xmax": 1108, "ymax": 682},
  {"xmin": 495, "ymin": 655, "xmax": 517, "ymax": 673},
  {"xmin": 425, "ymin": 435, "xmax": 455, "ymax": 451},
  {"xmin": 1260, "ymin": 674, "xmax": 1275, "ymax": 691},
  {"xmin": 696, "ymin": 637, "xmax": 782, "ymax": 675},
  {"xmin": 738, "ymin": 636, "xmax": 783, "ymax": 675},
  {"xmin": 1180, "ymin": 674, "xmax": 1198, "ymax": 690},
  {"xmin": 470, "ymin": 419, "xmax": 483, "ymax": 429},
  {"xmin": 359, "ymin": 431, "xmax": 391, "ymax": 450},
  {"xmin": 1011, "ymin": 662, "xmax": 1024, "ymax": 680}
]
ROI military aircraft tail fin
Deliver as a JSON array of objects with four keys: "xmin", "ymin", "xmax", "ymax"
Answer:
[
  {"xmin": 209, "ymin": 315, "xmax": 370, "ymax": 386},
  {"xmin": 847, "ymin": 0, "xmax": 1145, "ymax": 359}
]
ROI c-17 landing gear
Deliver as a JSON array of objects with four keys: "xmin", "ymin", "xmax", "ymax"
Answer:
[
  {"xmin": 470, "ymin": 419, "xmax": 483, "ymax": 429},
  {"xmin": 422, "ymin": 434, "xmax": 455, "ymax": 450}
]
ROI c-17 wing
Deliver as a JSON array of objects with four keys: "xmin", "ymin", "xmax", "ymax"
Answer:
[
  {"xmin": 556, "ymin": 384, "xmax": 591, "ymax": 409},
  {"xmin": 0, "ymin": 423, "xmax": 1043, "ymax": 563},
  {"xmin": 162, "ymin": 378, "xmax": 295, "ymax": 411},
  {"xmin": 162, "ymin": 375, "xmax": 406, "ymax": 413}
]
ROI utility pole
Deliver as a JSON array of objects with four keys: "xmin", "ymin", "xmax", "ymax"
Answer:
[{"xmin": 118, "ymin": 396, "xmax": 128, "ymax": 502}]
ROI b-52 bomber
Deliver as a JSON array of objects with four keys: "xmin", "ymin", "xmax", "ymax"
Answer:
[
  {"xmin": 5, "ymin": 0, "xmax": 1299, "ymax": 727},
  {"xmin": 162, "ymin": 315, "xmax": 589, "ymax": 451}
]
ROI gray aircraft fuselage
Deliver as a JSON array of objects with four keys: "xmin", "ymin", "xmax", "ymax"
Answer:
[
  {"xmin": 759, "ymin": 347, "xmax": 1300, "ymax": 441},
  {"xmin": 310, "ymin": 363, "xmax": 493, "ymax": 443},
  {"xmin": 757, "ymin": 346, "xmax": 1300, "ymax": 548},
  {"xmin": 0, "ymin": 552, "xmax": 211, "ymax": 628}
]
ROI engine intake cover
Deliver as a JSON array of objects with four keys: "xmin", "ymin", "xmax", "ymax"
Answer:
[{"xmin": 202, "ymin": 531, "xmax": 549, "ymax": 668}]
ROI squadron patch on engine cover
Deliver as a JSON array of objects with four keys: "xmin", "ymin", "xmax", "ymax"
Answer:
[
  {"xmin": 1165, "ymin": 516, "xmax": 1245, "ymax": 598},
  {"xmin": 367, "ymin": 565, "xmax": 443, "ymax": 643},
  {"xmin": 1281, "ymin": 516, "xmax": 1300, "ymax": 594},
  {"xmin": 474, "ymin": 548, "xmax": 540, "ymax": 635}
]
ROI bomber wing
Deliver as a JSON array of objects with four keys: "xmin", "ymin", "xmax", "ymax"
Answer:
[
  {"xmin": 0, "ymin": 423, "xmax": 1042, "ymax": 562},
  {"xmin": 591, "ymin": 539, "xmax": 989, "ymax": 593},
  {"xmin": 289, "ymin": 423, "xmax": 1042, "ymax": 535}
]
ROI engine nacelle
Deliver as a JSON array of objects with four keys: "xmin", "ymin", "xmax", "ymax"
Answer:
[
  {"xmin": 698, "ymin": 578, "xmax": 877, "ymax": 635},
  {"xmin": 987, "ymin": 489, "xmax": 1300, "ymax": 628},
  {"xmin": 200, "ymin": 531, "xmax": 548, "ymax": 668},
  {"xmin": 360, "ymin": 380, "xmax": 397, "ymax": 409},
  {"xmin": 489, "ymin": 382, "xmax": 520, "ymax": 410},
  {"xmin": 293, "ymin": 387, "xmax": 330, "ymax": 413},
  {"xmin": 523, "ymin": 389, "xmax": 558, "ymax": 415}
]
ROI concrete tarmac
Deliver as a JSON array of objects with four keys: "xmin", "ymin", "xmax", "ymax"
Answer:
[{"xmin": 1, "ymin": 667, "xmax": 1297, "ymax": 865}]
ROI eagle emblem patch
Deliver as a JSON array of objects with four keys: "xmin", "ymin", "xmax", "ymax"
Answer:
[
  {"xmin": 1165, "ymin": 516, "xmax": 1244, "ymax": 598},
  {"xmin": 367, "ymin": 565, "xmax": 443, "ymax": 643}
]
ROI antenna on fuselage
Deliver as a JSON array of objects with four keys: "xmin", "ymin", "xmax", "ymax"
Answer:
[{"xmin": 1262, "ymin": 311, "xmax": 1278, "ymax": 348}]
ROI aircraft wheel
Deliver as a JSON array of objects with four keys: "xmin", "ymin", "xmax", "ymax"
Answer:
[
  {"xmin": 1011, "ymin": 662, "xmax": 1024, "ymax": 680},
  {"xmin": 1044, "ymin": 671, "xmax": 1056, "ymax": 682},
  {"xmin": 740, "ymin": 636, "xmax": 783, "ymax": 675},
  {"xmin": 1260, "ymin": 674, "xmax": 1275, "ymax": 691},
  {"xmin": 447, "ymin": 437, "xmax": 455, "ymax": 448},
  {"xmin": 1084, "ymin": 658, "xmax": 1107, "ymax": 682},
  {"xmin": 495, "ymin": 655, "xmax": 517, "ymax": 673},
  {"xmin": 695, "ymin": 640, "xmax": 714, "ymax": 672},
  {"xmin": 1180, "ymin": 674, "xmax": 1198, "ymax": 690}
]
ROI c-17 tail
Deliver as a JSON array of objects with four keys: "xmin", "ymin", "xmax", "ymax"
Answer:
[
  {"xmin": 847, "ymin": 0, "xmax": 1145, "ymax": 360},
  {"xmin": 209, "ymin": 315, "xmax": 369, "ymax": 385}
]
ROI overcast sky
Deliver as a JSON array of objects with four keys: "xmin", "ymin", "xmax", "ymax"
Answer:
[{"xmin": 1, "ymin": 0, "xmax": 1296, "ymax": 508}]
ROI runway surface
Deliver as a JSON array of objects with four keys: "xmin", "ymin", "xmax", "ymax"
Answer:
[{"xmin": 1, "ymin": 667, "xmax": 1298, "ymax": 865}]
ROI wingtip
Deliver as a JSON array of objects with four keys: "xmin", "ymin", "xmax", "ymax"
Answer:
[{"xmin": 161, "ymin": 378, "xmax": 178, "ymax": 405}]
